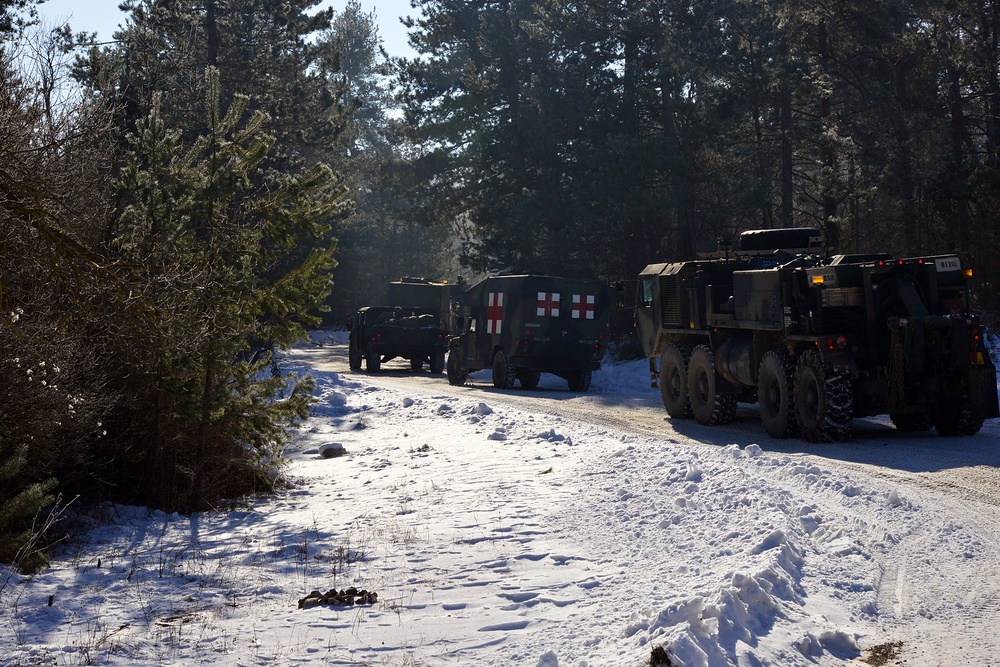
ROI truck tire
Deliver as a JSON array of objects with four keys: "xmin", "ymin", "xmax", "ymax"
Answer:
[
  {"xmin": 365, "ymin": 344, "xmax": 381, "ymax": 373},
  {"xmin": 348, "ymin": 337, "xmax": 362, "ymax": 371},
  {"xmin": 889, "ymin": 412, "xmax": 933, "ymax": 432},
  {"xmin": 660, "ymin": 344, "xmax": 692, "ymax": 418},
  {"xmin": 687, "ymin": 344, "xmax": 736, "ymax": 425},
  {"xmin": 492, "ymin": 350, "xmax": 516, "ymax": 389},
  {"xmin": 793, "ymin": 349, "xmax": 852, "ymax": 442},
  {"xmin": 931, "ymin": 383, "xmax": 983, "ymax": 436},
  {"xmin": 446, "ymin": 349, "xmax": 468, "ymax": 385},
  {"xmin": 430, "ymin": 352, "xmax": 445, "ymax": 374},
  {"xmin": 567, "ymin": 370, "xmax": 591, "ymax": 392},
  {"xmin": 410, "ymin": 358, "xmax": 423, "ymax": 371},
  {"xmin": 758, "ymin": 349, "xmax": 798, "ymax": 438},
  {"xmin": 518, "ymin": 370, "xmax": 541, "ymax": 389}
]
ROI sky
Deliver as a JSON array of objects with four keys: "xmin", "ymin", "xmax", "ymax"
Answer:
[
  {"xmin": 2, "ymin": 330, "xmax": 1000, "ymax": 667},
  {"xmin": 35, "ymin": 0, "xmax": 418, "ymax": 57}
]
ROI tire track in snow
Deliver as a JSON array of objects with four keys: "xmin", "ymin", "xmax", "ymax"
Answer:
[{"xmin": 291, "ymin": 342, "xmax": 1000, "ymax": 665}]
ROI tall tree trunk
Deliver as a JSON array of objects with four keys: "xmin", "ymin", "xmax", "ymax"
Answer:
[
  {"xmin": 984, "ymin": 2, "xmax": 1000, "ymax": 170},
  {"xmin": 893, "ymin": 60, "xmax": 917, "ymax": 255},
  {"xmin": 948, "ymin": 67, "xmax": 972, "ymax": 251},
  {"xmin": 818, "ymin": 20, "xmax": 839, "ymax": 249},
  {"xmin": 780, "ymin": 81, "xmax": 793, "ymax": 229},
  {"xmin": 656, "ymin": 8, "xmax": 695, "ymax": 257},
  {"xmin": 623, "ymin": 0, "xmax": 645, "ymax": 271},
  {"xmin": 207, "ymin": 0, "xmax": 219, "ymax": 67}
]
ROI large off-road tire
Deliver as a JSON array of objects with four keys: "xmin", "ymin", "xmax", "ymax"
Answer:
[
  {"xmin": 492, "ymin": 350, "xmax": 516, "ymax": 389},
  {"xmin": 660, "ymin": 343, "xmax": 692, "ymax": 418},
  {"xmin": 348, "ymin": 337, "xmax": 362, "ymax": 371},
  {"xmin": 518, "ymin": 369, "xmax": 541, "ymax": 389},
  {"xmin": 410, "ymin": 358, "xmax": 423, "ymax": 371},
  {"xmin": 793, "ymin": 349, "xmax": 853, "ymax": 442},
  {"xmin": 430, "ymin": 352, "xmax": 446, "ymax": 374},
  {"xmin": 446, "ymin": 349, "xmax": 468, "ymax": 385},
  {"xmin": 889, "ymin": 412, "xmax": 933, "ymax": 432},
  {"xmin": 567, "ymin": 369, "xmax": 592, "ymax": 392},
  {"xmin": 930, "ymin": 382, "xmax": 984, "ymax": 436},
  {"xmin": 365, "ymin": 344, "xmax": 381, "ymax": 373},
  {"xmin": 758, "ymin": 349, "xmax": 798, "ymax": 438},
  {"xmin": 687, "ymin": 344, "xmax": 737, "ymax": 425}
]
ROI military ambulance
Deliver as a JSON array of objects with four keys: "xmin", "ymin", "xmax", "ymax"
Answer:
[{"xmin": 446, "ymin": 275, "xmax": 612, "ymax": 391}]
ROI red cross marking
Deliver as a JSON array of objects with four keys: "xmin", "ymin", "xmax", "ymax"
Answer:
[
  {"xmin": 536, "ymin": 291, "xmax": 560, "ymax": 317},
  {"xmin": 487, "ymin": 292, "xmax": 504, "ymax": 333},
  {"xmin": 571, "ymin": 294, "xmax": 596, "ymax": 319}
]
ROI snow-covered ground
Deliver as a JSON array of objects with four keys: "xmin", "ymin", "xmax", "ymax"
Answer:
[{"xmin": 3, "ymin": 331, "xmax": 1000, "ymax": 667}]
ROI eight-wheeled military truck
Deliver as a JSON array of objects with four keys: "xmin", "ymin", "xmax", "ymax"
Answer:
[
  {"xmin": 446, "ymin": 275, "xmax": 612, "ymax": 391},
  {"xmin": 348, "ymin": 306, "xmax": 448, "ymax": 373},
  {"xmin": 636, "ymin": 228, "xmax": 999, "ymax": 442}
]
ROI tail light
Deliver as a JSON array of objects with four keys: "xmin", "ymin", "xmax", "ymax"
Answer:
[{"xmin": 822, "ymin": 336, "xmax": 847, "ymax": 351}]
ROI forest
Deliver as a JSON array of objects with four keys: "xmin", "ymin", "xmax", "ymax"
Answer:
[{"xmin": 2, "ymin": 0, "xmax": 999, "ymax": 569}]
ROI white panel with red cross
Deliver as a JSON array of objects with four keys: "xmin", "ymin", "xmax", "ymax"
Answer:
[
  {"xmin": 487, "ymin": 292, "xmax": 504, "ymax": 333},
  {"xmin": 571, "ymin": 294, "xmax": 596, "ymax": 319},
  {"xmin": 536, "ymin": 291, "xmax": 560, "ymax": 317}
]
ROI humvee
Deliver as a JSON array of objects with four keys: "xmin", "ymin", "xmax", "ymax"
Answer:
[
  {"xmin": 348, "ymin": 306, "xmax": 448, "ymax": 373},
  {"xmin": 446, "ymin": 275, "xmax": 611, "ymax": 391}
]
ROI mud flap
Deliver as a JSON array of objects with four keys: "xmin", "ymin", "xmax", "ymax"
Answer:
[{"xmin": 967, "ymin": 363, "xmax": 1000, "ymax": 420}]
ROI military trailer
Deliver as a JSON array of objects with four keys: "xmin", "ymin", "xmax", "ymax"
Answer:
[
  {"xmin": 446, "ymin": 275, "xmax": 612, "ymax": 391},
  {"xmin": 348, "ymin": 306, "xmax": 448, "ymax": 373},
  {"xmin": 636, "ymin": 228, "xmax": 999, "ymax": 442}
]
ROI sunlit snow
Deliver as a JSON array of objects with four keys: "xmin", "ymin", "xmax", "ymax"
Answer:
[{"xmin": 2, "ymin": 330, "xmax": 999, "ymax": 666}]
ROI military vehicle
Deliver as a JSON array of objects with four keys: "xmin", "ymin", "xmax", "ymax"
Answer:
[
  {"xmin": 347, "ymin": 278, "xmax": 456, "ymax": 373},
  {"xmin": 386, "ymin": 277, "xmax": 456, "ymax": 324},
  {"xmin": 446, "ymin": 275, "xmax": 612, "ymax": 391},
  {"xmin": 348, "ymin": 306, "xmax": 448, "ymax": 373},
  {"xmin": 636, "ymin": 228, "xmax": 999, "ymax": 442}
]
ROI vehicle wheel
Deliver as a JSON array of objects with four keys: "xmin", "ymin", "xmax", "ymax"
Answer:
[
  {"xmin": 758, "ymin": 349, "xmax": 798, "ymax": 438},
  {"xmin": 889, "ymin": 412, "xmax": 933, "ymax": 432},
  {"xmin": 365, "ymin": 344, "xmax": 381, "ymax": 373},
  {"xmin": 430, "ymin": 352, "xmax": 446, "ymax": 374},
  {"xmin": 492, "ymin": 350, "xmax": 516, "ymax": 389},
  {"xmin": 567, "ymin": 370, "xmax": 592, "ymax": 392},
  {"xmin": 410, "ymin": 358, "xmax": 423, "ymax": 371},
  {"xmin": 687, "ymin": 344, "xmax": 737, "ymax": 425},
  {"xmin": 660, "ymin": 343, "xmax": 692, "ymax": 418},
  {"xmin": 930, "ymin": 381, "xmax": 983, "ymax": 436},
  {"xmin": 348, "ymin": 337, "xmax": 362, "ymax": 371},
  {"xmin": 793, "ymin": 349, "xmax": 853, "ymax": 442},
  {"xmin": 518, "ymin": 370, "xmax": 541, "ymax": 389},
  {"xmin": 446, "ymin": 349, "xmax": 468, "ymax": 385}
]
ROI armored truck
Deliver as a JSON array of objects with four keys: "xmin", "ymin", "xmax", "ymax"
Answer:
[
  {"xmin": 446, "ymin": 275, "xmax": 612, "ymax": 391},
  {"xmin": 348, "ymin": 306, "xmax": 448, "ymax": 373},
  {"xmin": 636, "ymin": 228, "xmax": 999, "ymax": 442}
]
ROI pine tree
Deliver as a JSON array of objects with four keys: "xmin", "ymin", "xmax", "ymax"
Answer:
[
  {"xmin": 108, "ymin": 67, "xmax": 348, "ymax": 510},
  {"xmin": 0, "ymin": 446, "xmax": 56, "ymax": 573},
  {"xmin": 315, "ymin": 1, "xmax": 459, "ymax": 318}
]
